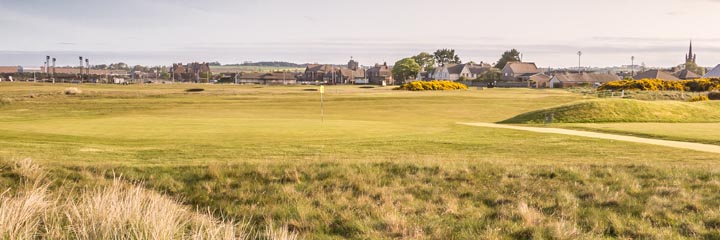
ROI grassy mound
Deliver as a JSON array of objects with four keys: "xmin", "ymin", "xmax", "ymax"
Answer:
[{"xmin": 501, "ymin": 99, "xmax": 720, "ymax": 123}]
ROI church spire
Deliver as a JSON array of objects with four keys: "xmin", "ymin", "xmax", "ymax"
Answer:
[{"xmin": 686, "ymin": 41, "xmax": 696, "ymax": 64}]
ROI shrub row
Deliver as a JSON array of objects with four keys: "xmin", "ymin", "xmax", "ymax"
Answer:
[
  {"xmin": 395, "ymin": 80, "xmax": 468, "ymax": 91},
  {"xmin": 599, "ymin": 78, "xmax": 720, "ymax": 92}
]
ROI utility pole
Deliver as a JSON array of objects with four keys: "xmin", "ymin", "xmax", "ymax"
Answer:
[
  {"xmin": 51, "ymin": 58, "xmax": 56, "ymax": 83},
  {"xmin": 631, "ymin": 56, "xmax": 635, "ymax": 77},
  {"xmin": 42, "ymin": 61, "xmax": 46, "ymax": 82},
  {"xmin": 45, "ymin": 56, "xmax": 50, "ymax": 80},
  {"xmin": 79, "ymin": 56, "xmax": 84, "ymax": 83}
]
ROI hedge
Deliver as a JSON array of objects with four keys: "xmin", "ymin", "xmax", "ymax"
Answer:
[
  {"xmin": 599, "ymin": 78, "xmax": 720, "ymax": 92},
  {"xmin": 395, "ymin": 81, "xmax": 468, "ymax": 91}
]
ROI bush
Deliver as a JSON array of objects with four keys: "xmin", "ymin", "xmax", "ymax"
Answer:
[
  {"xmin": 395, "ymin": 80, "xmax": 468, "ymax": 91},
  {"xmin": 599, "ymin": 78, "xmax": 720, "ymax": 92},
  {"xmin": 709, "ymin": 92, "xmax": 720, "ymax": 100},
  {"xmin": 689, "ymin": 95, "xmax": 709, "ymax": 102},
  {"xmin": 185, "ymin": 88, "xmax": 205, "ymax": 92}
]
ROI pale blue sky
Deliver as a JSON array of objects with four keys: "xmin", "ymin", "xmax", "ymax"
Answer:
[{"xmin": 1, "ymin": 0, "xmax": 720, "ymax": 67}]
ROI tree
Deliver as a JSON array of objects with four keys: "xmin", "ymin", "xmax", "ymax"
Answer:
[
  {"xmin": 494, "ymin": 49, "xmax": 522, "ymax": 69},
  {"xmin": 392, "ymin": 58, "xmax": 421, "ymax": 83},
  {"xmin": 476, "ymin": 68, "xmax": 502, "ymax": 82},
  {"xmin": 109, "ymin": 62, "xmax": 129, "ymax": 70},
  {"xmin": 433, "ymin": 49, "xmax": 461, "ymax": 65},
  {"xmin": 412, "ymin": 52, "xmax": 436, "ymax": 72},
  {"xmin": 685, "ymin": 62, "xmax": 707, "ymax": 75}
]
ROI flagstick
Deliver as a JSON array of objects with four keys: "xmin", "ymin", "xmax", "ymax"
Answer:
[{"xmin": 320, "ymin": 85, "xmax": 325, "ymax": 123}]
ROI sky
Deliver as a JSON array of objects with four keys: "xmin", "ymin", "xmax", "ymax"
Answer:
[{"xmin": 1, "ymin": 0, "xmax": 720, "ymax": 68}]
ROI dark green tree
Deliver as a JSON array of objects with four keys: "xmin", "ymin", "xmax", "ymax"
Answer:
[
  {"xmin": 433, "ymin": 49, "xmax": 461, "ymax": 65},
  {"xmin": 476, "ymin": 68, "xmax": 502, "ymax": 82},
  {"xmin": 392, "ymin": 58, "xmax": 421, "ymax": 83},
  {"xmin": 494, "ymin": 49, "xmax": 522, "ymax": 69},
  {"xmin": 412, "ymin": 52, "xmax": 436, "ymax": 72}
]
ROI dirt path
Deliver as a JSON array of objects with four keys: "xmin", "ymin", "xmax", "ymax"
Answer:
[{"xmin": 460, "ymin": 122, "xmax": 720, "ymax": 154}]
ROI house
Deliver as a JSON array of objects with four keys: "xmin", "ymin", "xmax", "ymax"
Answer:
[
  {"xmin": 236, "ymin": 72, "xmax": 298, "ymax": 85},
  {"xmin": 501, "ymin": 62, "xmax": 541, "ymax": 81},
  {"xmin": 675, "ymin": 69, "xmax": 702, "ymax": 80},
  {"xmin": 529, "ymin": 74, "xmax": 552, "ymax": 88},
  {"xmin": 547, "ymin": 72, "xmax": 620, "ymax": 88},
  {"xmin": 366, "ymin": 62, "xmax": 393, "ymax": 85},
  {"xmin": 336, "ymin": 68, "xmax": 367, "ymax": 84},
  {"xmin": 633, "ymin": 69, "xmax": 681, "ymax": 81},
  {"xmin": 429, "ymin": 63, "xmax": 491, "ymax": 81},
  {"xmin": 304, "ymin": 59, "xmax": 366, "ymax": 84},
  {"xmin": 303, "ymin": 64, "xmax": 334, "ymax": 83},
  {"xmin": 0, "ymin": 66, "xmax": 18, "ymax": 73},
  {"xmin": 171, "ymin": 62, "xmax": 211, "ymax": 82},
  {"xmin": 704, "ymin": 64, "xmax": 720, "ymax": 78}
]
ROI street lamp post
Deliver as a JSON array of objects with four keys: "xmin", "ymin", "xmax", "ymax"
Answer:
[{"xmin": 577, "ymin": 51, "xmax": 582, "ymax": 72}]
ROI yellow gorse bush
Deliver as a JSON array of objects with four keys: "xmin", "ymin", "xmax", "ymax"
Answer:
[
  {"xmin": 689, "ymin": 95, "xmax": 710, "ymax": 102},
  {"xmin": 395, "ymin": 80, "xmax": 468, "ymax": 91},
  {"xmin": 599, "ymin": 78, "xmax": 720, "ymax": 92}
]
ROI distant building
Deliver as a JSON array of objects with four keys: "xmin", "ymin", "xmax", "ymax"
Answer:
[
  {"xmin": 303, "ymin": 59, "xmax": 366, "ymax": 84},
  {"xmin": 0, "ymin": 66, "xmax": 19, "ymax": 73},
  {"xmin": 303, "ymin": 64, "xmax": 334, "ymax": 83},
  {"xmin": 235, "ymin": 72, "xmax": 299, "ymax": 85},
  {"xmin": 366, "ymin": 62, "xmax": 393, "ymax": 85},
  {"xmin": 686, "ymin": 41, "xmax": 697, "ymax": 64},
  {"xmin": 428, "ymin": 62, "xmax": 491, "ymax": 81},
  {"xmin": 547, "ymin": 72, "xmax": 620, "ymax": 88},
  {"xmin": 501, "ymin": 62, "xmax": 541, "ymax": 81},
  {"xmin": 633, "ymin": 69, "xmax": 681, "ymax": 81},
  {"xmin": 675, "ymin": 69, "xmax": 701, "ymax": 80},
  {"xmin": 529, "ymin": 74, "xmax": 552, "ymax": 88},
  {"xmin": 172, "ymin": 62, "xmax": 211, "ymax": 82},
  {"xmin": 703, "ymin": 64, "xmax": 720, "ymax": 78}
]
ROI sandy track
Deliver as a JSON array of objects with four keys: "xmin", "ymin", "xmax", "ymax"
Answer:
[{"xmin": 460, "ymin": 122, "xmax": 720, "ymax": 154}]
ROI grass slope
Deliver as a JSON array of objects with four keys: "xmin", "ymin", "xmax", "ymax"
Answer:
[
  {"xmin": 501, "ymin": 98, "xmax": 720, "ymax": 124},
  {"xmin": 556, "ymin": 123, "xmax": 720, "ymax": 146}
]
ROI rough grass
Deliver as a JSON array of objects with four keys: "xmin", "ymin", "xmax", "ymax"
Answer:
[
  {"xmin": 501, "ymin": 98, "xmax": 720, "ymax": 123},
  {"xmin": 10, "ymin": 160, "xmax": 720, "ymax": 239},
  {"xmin": 0, "ymin": 159, "xmax": 297, "ymax": 240}
]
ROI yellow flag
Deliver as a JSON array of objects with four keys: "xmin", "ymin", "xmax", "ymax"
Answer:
[{"xmin": 320, "ymin": 85, "xmax": 325, "ymax": 94}]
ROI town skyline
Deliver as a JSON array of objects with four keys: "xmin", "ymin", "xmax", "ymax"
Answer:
[{"xmin": 3, "ymin": 0, "xmax": 720, "ymax": 67}]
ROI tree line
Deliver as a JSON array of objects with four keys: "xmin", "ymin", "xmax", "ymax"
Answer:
[{"xmin": 391, "ymin": 49, "xmax": 523, "ymax": 82}]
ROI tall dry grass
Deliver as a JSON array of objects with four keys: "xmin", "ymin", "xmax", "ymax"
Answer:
[{"xmin": 0, "ymin": 159, "xmax": 299, "ymax": 240}]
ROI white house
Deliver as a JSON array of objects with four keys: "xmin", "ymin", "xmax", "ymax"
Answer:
[{"xmin": 428, "ymin": 63, "xmax": 491, "ymax": 81}]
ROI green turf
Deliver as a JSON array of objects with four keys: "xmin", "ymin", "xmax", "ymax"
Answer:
[
  {"xmin": 552, "ymin": 122, "xmax": 720, "ymax": 146},
  {"xmin": 501, "ymin": 98, "xmax": 720, "ymax": 124},
  {"xmin": 2, "ymin": 83, "xmax": 720, "ymax": 239}
]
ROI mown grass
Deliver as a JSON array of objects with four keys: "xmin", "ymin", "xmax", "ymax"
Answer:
[
  {"xmin": 2, "ymin": 83, "xmax": 720, "ymax": 239},
  {"xmin": 501, "ymin": 98, "xmax": 720, "ymax": 124},
  {"xmin": 553, "ymin": 123, "xmax": 720, "ymax": 146}
]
